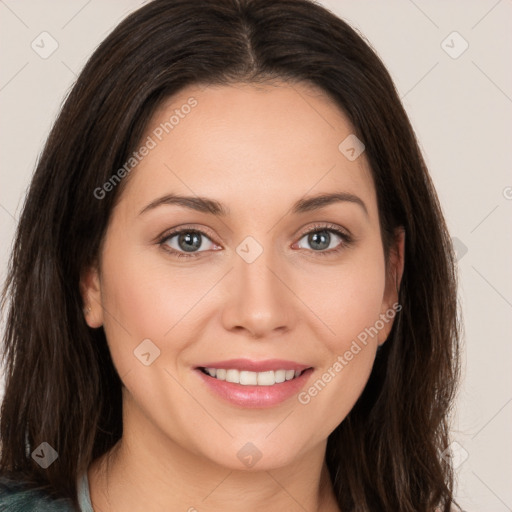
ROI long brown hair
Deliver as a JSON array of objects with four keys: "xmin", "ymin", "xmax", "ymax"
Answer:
[{"xmin": 0, "ymin": 0, "xmax": 461, "ymax": 510}]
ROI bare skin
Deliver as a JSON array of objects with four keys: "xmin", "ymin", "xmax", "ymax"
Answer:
[{"xmin": 82, "ymin": 81, "xmax": 404, "ymax": 511}]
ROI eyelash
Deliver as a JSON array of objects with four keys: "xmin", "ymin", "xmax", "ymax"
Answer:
[{"xmin": 157, "ymin": 223, "xmax": 353, "ymax": 259}]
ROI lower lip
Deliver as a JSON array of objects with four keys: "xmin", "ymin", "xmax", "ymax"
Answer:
[{"xmin": 195, "ymin": 368, "xmax": 314, "ymax": 408}]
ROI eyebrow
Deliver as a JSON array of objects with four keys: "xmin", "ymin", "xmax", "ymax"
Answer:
[{"xmin": 139, "ymin": 192, "xmax": 368, "ymax": 217}]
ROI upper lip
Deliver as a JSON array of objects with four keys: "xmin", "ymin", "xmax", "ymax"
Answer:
[{"xmin": 196, "ymin": 358, "xmax": 312, "ymax": 372}]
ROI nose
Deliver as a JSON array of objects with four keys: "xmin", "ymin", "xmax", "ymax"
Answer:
[{"xmin": 221, "ymin": 245, "xmax": 296, "ymax": 339}]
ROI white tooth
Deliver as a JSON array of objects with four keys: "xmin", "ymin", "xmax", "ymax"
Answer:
[
  {"xmin": 239, "ymin": 371, "xmax": 258, "ymax": 385},
  {"xmin": 226, "ymin": 369, "xmax": 240, "ymax": 383},
  {"xmin": 257, "ymin": 371, "xmax": 276, "ymax": 386},
  {"xmin": 216, "ymin": 369, "xmax": 227, "ymax": 381},
  {"xmin": 210, "ymin": 368, "xmax": 299, "ymax": 385},
  {"xmin": 274, "ymin": 369, "xmax": 286, "ymax": 383}
]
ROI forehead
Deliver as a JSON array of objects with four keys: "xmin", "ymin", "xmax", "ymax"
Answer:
[{"xmin": 117, "ymin": 81, "xmax": 377, "ymax": 221}]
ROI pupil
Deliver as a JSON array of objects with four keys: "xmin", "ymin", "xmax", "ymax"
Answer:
[
  {"xmin": 179, "ymin": 232, "xmax": 201, "ymax": 252},
  {"xmin": 310, "ymin": 231, "xmax": 330, "ymax": 250}
]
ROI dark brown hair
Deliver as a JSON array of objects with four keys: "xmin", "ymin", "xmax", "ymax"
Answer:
[{"xmin": 0, "ymin": 0, "xmax": 461, "ymax": 510}]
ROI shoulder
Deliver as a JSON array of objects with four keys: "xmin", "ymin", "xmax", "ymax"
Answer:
[{"xmin": 0, "ymin": 477, "xmax": 73, "ymax": 512}]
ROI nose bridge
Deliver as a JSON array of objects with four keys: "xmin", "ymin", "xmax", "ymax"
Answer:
[{"xmin": 221, "ymin": 234, "xmax": 294, "ymax": 337}]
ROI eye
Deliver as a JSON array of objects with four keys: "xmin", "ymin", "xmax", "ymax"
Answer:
[
  {"xmin": 159, "ymin": 228, "xmax": 218, "ymax": 258},
  {"xmin": 295, "ymin": 224, "xmax": 352, "ymax": 255},
  {"xmin": 157, "ymin": 223, "xmax": 352, "ymax": 260}
]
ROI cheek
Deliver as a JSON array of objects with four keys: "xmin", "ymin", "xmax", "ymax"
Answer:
[
  {"xmin": 111, "ymin": 242, "xmax": 228, "ymax": 320},
  {"xmin": 291, "ymin": 246, "xmax": 386, "ymax": 432},
  {"xmin": 296, "ymin": 343, "xmax": 376, "ymax": 445},
  {"xmin": 299, "ymin": 246, "xmax": 387, "ymax": 353},
  {"xmin": 98, "ymin": 241, "xmax": 225, "ymax": 373}
]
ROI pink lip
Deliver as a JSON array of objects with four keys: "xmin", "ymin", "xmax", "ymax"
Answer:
[
  {"xmin": 195, "ymin": 358, "xmax": 311, "ymax": 372},
  {"xmin": 194, "ymin": 362, "xmax": 314, "ymax": 409}
]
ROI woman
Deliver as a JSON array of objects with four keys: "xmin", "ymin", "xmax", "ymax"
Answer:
[{"xmin": 0, "ymin": 0, "xmax": 461, "ymax": 510}]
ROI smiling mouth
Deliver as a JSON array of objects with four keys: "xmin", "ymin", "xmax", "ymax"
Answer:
[{"xmin": 198, "ymin": 367, "xmax": 310, "ymax": 386}]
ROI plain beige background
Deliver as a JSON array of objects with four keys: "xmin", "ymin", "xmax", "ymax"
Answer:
[{"xmin": 0, "ymin": 1, "xmax": 511, "ymax": 510}]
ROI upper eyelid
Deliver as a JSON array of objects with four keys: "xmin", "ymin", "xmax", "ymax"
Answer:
[
  {"xmin": 159, "ymin": 224, "xmax": 216, "ymax": 242},
  {"xmin": 299, "ymin": 222, "xmax": 349, "ymax": 237}
]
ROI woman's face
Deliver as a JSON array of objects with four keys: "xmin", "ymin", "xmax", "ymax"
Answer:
[{"xmin": 83, "ymin": 81, "xmax": 403, "ymax": 470}]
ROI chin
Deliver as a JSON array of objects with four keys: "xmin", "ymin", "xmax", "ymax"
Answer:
[{"xmin": 196, "ymin": 434, "xmax": 316, "ymax": 472}]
